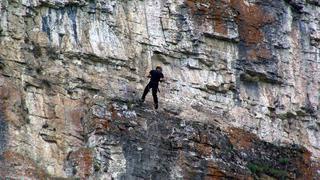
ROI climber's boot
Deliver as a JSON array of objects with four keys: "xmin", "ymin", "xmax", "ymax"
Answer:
[{"xmin": 140, "ymin": 98, "xmax": 145, "ymax": 103}]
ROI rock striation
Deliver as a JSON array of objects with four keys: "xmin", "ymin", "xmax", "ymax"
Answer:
[{"xmin": 0, "ymin": 0, "xmax": 319, "ymax": 179}]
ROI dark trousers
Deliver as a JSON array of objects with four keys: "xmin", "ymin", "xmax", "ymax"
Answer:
[{"xmin": 141, "ymin": 83, "xmax": 158, "ymax": 105}]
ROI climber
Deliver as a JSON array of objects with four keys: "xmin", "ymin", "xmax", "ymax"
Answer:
[{"xmin": 141, "ymin": 65, "xmax": 164, "ymax": 109}]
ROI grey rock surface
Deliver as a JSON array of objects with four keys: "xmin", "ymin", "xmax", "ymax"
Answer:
[{"xmin": 0, "ymin": 0, "xmax": 319, "ymax": 179}]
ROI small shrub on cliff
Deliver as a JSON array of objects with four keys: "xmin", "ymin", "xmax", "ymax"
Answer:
[{"xmin": 247, "ymin": 163, "xmax": 288, "ymax": 179}]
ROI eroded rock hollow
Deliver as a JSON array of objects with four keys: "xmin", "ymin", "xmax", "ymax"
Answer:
[{"xmin": 0, "ymin": 0, "xmax": 319, "ymax": 179}]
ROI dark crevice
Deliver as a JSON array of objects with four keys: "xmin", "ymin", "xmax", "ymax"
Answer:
[{"xmin": 0, "ymin": 104, "xmax": 8, "ymax": 154}]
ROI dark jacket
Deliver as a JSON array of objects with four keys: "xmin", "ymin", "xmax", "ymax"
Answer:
[{"xmin": 148, "ymin": 70, "xmax": 164, "ymax": 87}]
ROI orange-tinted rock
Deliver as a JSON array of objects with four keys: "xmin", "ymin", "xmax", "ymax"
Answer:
[
  {"xmin": 109, "ymin": 104, "xmax": 120, "ymax": 120},
  {"xmin": 311, "ymin": 161, "xmax": 320, "ymax": 179},
  {"xmin": 195, "ymin": 143, "xmax": 212, "ymax": 157},
  {"xmin": 0, "ymin": 0, "xmax": 319, "ymax": 179},
  {"xmin": 214, "ymin": 19, "xmax": 228, "ymax": 36},
  {"xmin": 68, "ymin": 148, "xmax": 94, "ymax": 179},
  {"xmin": 60, "ymin": 98, "xmax": 86, "ymax": 131},
  {"xmin": 247, "ymin": 46, "xmax": 273, "ymax": 60},
  {"xmin": 185, "ymin": 0, "xmax": 233, "ymax": 36},
  {"xmin": 93, "ymin": 118, "xmax": 110, "ymax": 134},
  {"xmin": 185, "ymin": 0, "xmax": 275, "ymax": 60},
  {"xmin": 0, "ymin": 151, "xmax": 49, "ymax": 179},
  {"xmin": 206, "ymin": 165, "xmax": 226, "ymax": 178},
  {"xmin": 227, "ymin": 127, "xmax": 258, "ymax": 150},
  {"xmin": 205, "ymin": 161, "xmax": 253, "ymax": 179},
  {"xmin": 230, "ymin": 0, "xmax": 274, "ymax": 44},
  {"xmin": 0, "ymin": 78, "xmax": 25, "ymax": 128},
  {"xmin": 293, "ymin": 148, "xmax": 314, "ymax": 179}
]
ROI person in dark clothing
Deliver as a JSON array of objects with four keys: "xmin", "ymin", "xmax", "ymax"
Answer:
[{"xmin": 141, "ymin": 66, "xmax": 164, "ymax": 109}]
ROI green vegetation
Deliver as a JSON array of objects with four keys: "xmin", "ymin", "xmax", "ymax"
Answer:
[
  {"xmin": 279, "ymin": 158, "xmax": 289, "ymax": 164},
  {"xmin": 247, "ymin": 163, "xmax": 288, "ymax": 179},
  {"xmin": 0, "ymin": 27, "xmax": 3, "ymax": 36},
  {"xmin": 248, "ymin": 163, "xmax": 265, "ymax": 174},
  {"xmin": 126, "ymin": 100, "xmax": 134, "ymax": 109},
  {"xmin": 269, "ymin": 168, "xmax": 288, "ymax": 178},
  {"xmin": 93, "ymin": 160, "xmax": 101, "ymax": 172},
  {"xmin": 225, "ymin": 145, "xmax": 234, "ymax": 153}
]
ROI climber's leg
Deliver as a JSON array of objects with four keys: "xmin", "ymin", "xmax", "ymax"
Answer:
[
  {"xmin": 152, "ymin": 87, "xmax": 158, "ymax": 109},
  {"xmin": 141, "ymin": 84, "xmax": 151, "ymax": 102}
]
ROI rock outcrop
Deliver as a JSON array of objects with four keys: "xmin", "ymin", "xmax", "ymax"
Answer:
[{"xmin": 0, "ymin": 0, "xmax": 319, "ymax": 179}]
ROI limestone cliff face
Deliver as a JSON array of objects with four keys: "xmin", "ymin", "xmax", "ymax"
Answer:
[{"xmin": 0, "ymin": 0, "xmax": 319, "ymax": 179}]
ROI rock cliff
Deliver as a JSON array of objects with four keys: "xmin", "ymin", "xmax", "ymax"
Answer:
[{"xmin": 0, "ymin": 0, "xmax": 319, "ymax": 179}]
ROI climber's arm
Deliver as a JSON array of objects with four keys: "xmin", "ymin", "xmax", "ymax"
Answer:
[
  {"xmin": 159, "ymin": 74, "xmax": 164, "ymax": 82},
  {"xmin": 147, "ymin": 70, "xmax": 152, "ymax": 78}
]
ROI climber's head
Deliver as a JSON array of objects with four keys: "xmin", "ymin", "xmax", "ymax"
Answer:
[{"xmin": 156, "ymin": 65, "xmax": 162, "ymax": 72}]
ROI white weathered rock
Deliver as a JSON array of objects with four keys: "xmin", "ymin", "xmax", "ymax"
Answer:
[{"xmin": 0, "ymin": 0, "xmax": 320, "ymax": 178}]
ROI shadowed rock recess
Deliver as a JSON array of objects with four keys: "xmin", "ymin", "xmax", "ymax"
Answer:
[{"xmin": 0, "ymin": 0, "xmax": 319, "ymax": 179}]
